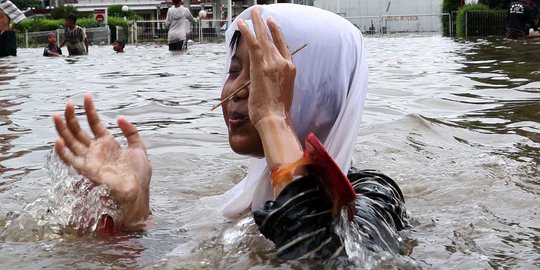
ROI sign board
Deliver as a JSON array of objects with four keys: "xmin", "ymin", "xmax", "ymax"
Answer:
[{"xmin": 94, "ymin": 9, "xmax": 108, "ymax": 25}]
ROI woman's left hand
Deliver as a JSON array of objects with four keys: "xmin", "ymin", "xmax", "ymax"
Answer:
[{"xmin": 236, "ymin": 7, "xmax": 296, "ymax": 128}]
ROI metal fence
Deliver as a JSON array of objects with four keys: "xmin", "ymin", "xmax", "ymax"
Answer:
[
  {"xmin": 115, "ymin": 25, "xmax": 134, "ymax": 44},
  {"xmin": 464, "ymin": 10, "xmax": 506, "ymax": 37},
  {"xmin": 17, "ymin": 26, "xmax": 110, "ymax": 48},
  {"xmin": 133, "ymin": 19, "xmax": 227, "ymax": 44},
  {"xmin": 346, "ymin": 13, "xmax": 452, "ymax": 37},
  {"xmin": 18, "ymin": 13, "xmax": 466, "ymax": 48}
]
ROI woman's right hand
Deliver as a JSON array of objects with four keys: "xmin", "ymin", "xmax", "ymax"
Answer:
[{"xmin": 53, "ymin": 94, "xmax": 152, "ymax": 231}]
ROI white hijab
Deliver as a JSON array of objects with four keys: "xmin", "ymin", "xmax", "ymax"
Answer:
[{"xmin": 221, "ymin": 4, "xmax": 368, "ymax": 218}]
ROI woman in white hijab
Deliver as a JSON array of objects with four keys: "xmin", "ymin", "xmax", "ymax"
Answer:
[{"xmin": 53, "ymin": 4, "xmax": 407, "ymax": 260}]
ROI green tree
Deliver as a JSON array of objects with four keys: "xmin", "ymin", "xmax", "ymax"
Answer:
[
  {"xmin": 107, "ymin": 5, "xmax": 140, "ymax": 20},
  {"xmin": 49, "ymin": 5, "xmax": 79, "ymax": 20},
  {"xmin": 442, "ymin": 0, "xmax": 462, "ymax": 35},
  {"xmin": 478, "ymin": 0, "xmax": 512, "ymax": 9},
  {"xmin": 12, "ymin": 0, "xmax": 40, "ymax": 9}
]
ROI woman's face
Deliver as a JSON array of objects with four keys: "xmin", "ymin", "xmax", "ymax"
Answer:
[{"xmin": 221, "ymin": 37, "xmax": 265, "ymax": 157}]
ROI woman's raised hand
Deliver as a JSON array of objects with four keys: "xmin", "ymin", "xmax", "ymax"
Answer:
[
  {"xmin": 53, "ymin": 94, "xmax": 152, "ymax": 231},
  {"xmin": 236, "ymin": 7, "xmax": 296, "ymax": 128}
]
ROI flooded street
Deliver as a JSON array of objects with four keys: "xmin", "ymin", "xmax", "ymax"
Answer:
[{"xmin": 0, "ymin": 36, "xmax": 538, "ymax": 269}]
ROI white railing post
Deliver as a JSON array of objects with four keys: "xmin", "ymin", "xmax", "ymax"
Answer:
[
  {"xmin": 25, "ymin": 30, "xmax": 28, "ymax": 48},
  {"xmin": 465, "ymin": 12, "xmax": 468, "ymax": 37},
  {"xmin": 199, "ymin": 20, "xmax": 203, "ymax": 43},
  {"xmin": 135, "ymin": 22, "xmax": 138, "ymax": 44}
]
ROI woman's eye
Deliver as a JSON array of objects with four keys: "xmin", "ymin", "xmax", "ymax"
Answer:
[{"xmin": 228, "ymin": 68, "xmax": 240, "ymax": 78}]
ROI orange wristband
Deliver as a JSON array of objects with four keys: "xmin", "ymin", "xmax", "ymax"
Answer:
[{"xmin": 270, "ymin": 155, "xmax": 314, "ymax": 188}]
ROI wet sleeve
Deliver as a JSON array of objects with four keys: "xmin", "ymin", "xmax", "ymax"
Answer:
[
  {"xmin": 348, "ymin": 170, "xmax": 408, "ymax": 252},
  {"xmin": 252, "ymin": 176, "xmax": 345, "ymax": 260},
  {"xmin": 252, "ymin": 170, "xmax": 408, "ymax": 260},
  {"xmin": 186, "ymin": 9, "xmax": 197, "ymax": 24}
]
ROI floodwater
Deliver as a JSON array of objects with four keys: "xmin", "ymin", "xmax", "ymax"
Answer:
[{"xmin": 0, "ymin": 36, "xmax": 539, "ymax": 269}]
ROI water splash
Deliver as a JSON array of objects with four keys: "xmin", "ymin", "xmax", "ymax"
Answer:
[
  {"xmin": 0, "ymin": 150, "xmax": 122, "ymax": 241},
  {"xmin": 335, "ymin": 208, "xmax": 378, "ymax": 267}
]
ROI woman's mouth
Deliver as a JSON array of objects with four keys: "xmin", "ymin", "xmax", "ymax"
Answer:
[{"xmin": 229, "ymin": 112, "xmax": 250, "ymax": 128}]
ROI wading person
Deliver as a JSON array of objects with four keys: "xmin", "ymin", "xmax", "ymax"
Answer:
[
  {"xmin": 165, "ymin": 0, "xmax": 196, "ymax": 51},
  {"xmin": 53, "ymin": 4, "xmax": 408, "ymax": 260},
  {"xmin": 0, "ymin": 0, "xmax": 25, "ymax": 57},
  {"xmin": 506, "ymin": 0, "xmax": 538, "ymax": 39},
  {"xmin": 43, "ymin": 33, "xmax": 62, "ymax": 57},
  {"xmin": 60, "ymin": 13, "xmax": 89, "ymax": 56},
  {"xmin": 112, "ymin": 39, "xmax": 125, "ymax": 53}
]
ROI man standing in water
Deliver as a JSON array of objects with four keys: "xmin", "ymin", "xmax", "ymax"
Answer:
[
  {"xmin": 165, "ymin": 0, "xmax": 197, "ymax": 51},
  {"xmin": 0, "ymin": 0, "xmax": 25, "ymax": 57},
  {"xmin": 506, "ymin": 0, "xmax": 538, "ymax": 39}
]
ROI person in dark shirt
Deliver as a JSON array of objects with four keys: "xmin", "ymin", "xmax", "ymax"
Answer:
[
  {"xmin": 43, "ymin": 33, "xmax": 62, "ymax": 57},
  {"xmin": 0, "ymin": 0, "xmax": 25, "ymax": 57},
  {"xmin": 51, "ymin": 4, "xmax": 409, "ymax": 261},
  {"xmin": 506, "ymin": 0, "xmax": 538, "ymax": 39}
]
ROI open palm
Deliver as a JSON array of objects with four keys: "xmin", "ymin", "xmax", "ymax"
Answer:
[{"xmin": 53, "ymin": 94, "xmax": 151, "ymax": 231}]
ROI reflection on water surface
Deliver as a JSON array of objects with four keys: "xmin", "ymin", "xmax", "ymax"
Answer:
[{"xmin": 0, "ymin": 37, "xmax": 538, "ymax": 269}]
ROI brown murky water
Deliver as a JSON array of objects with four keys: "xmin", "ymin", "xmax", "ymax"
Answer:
[{"xmin": 0, "ymin": 36, "xmax": 538, "ymax": 269}]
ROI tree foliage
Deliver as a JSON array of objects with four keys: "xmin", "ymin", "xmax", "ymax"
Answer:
[
  {"xmin": 107, "ymin": 5, "xmax": 141, "ymax": 20},
  {"xmin": 442, "ymin": 0, "xmax": 462, "ymax": 13},
  {"xmin": 478, "ymin": 0, "xmax": 512, "ymax": 9},
  {"xmin": 11, "ymin": 0, "xmax": 40, "ymax": 10},
  {"xmin": 456, "ymin": 3, "xmax": 491, "ymax": 37},
  {"xmin": 49, "ymin": 5, "xmax": 80, "ymax": 20}
]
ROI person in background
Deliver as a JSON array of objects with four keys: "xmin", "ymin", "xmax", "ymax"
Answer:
[
  {"xmin": 0, "ymin": 0, "xmax": 25, "ymax": 57},
  {"xmin": 532, "ymin": 0, "xmax": 540, "ymax": 27},
  {"xmin": 165, "ymin": 0, "xmax": 197, "ymax": 51},
  {"xmin": 506, "ymin": 0, "xmax": 538, "ymax": 39},
  {"xmin": 43, "ymin": 33, "xmax": 62, "ymax": 57},
  {"xmin": 60, "ymin": 13, "xmax": 89, "ymax": 55},
  {"xmin": 113, "ymin": 39, "xmax": 125, "ymax": 53}
]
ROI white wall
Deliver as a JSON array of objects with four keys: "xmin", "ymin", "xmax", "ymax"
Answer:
[
  {"xmin": 313, "ymin": 0, "xmax": 443, "ymax": 17},
  {"xmin": 313, "ymin": 0, "xmax": 445, "ymax": 33}
]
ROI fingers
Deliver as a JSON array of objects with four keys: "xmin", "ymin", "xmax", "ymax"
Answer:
[
  {"xmin": 53, "ymin": 112, "xmax": 88, "ymax": 156},
  {"xmin": 238, "ymin": 7, "xmax": 290, "ymax": 65},
  {"xmin": 54, "ymin": 137, "xmax": 86, "ymax": 170},
  {"xmin": 64, "ymin": 100, "xmax": 92, "ymax": 146},
  {"xmin": 250, "ymin": 7, "xmax": 272, "ymax": 51},
  {"xmin": 267, "ymin": 16, "xmax": 291, "ymax": 60},
  {"xmin": 237, "ymin": 19, "xmax": 262, "ymax": 69},
  {"xmin": 84, "ymin": 93, "xmax": 110, "ymax": 138},
  {"xmin": 118, "ymin": 116, "xmax": 146, "ymax": 150}
]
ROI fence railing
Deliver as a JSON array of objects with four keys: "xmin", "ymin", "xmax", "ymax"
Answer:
[
  {"xmin": 345, "ymin": 13, "xmax": 452, "ymax": 36},
  {"xmin": 133, "ymin": 19, "xmax": 227, "ymax": 44},
  {"xmin": 18, "ymin": 12, "xmax": 474, "ymax": 48},
  {"xmin": 17, "ymin": 26, "xmax": 110, "ymax": 48},
  {"xmin": 464, "ymin": 10, "xmax": 506, "ymax": 37}
]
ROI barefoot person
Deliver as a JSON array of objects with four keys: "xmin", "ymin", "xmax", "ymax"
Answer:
[{"xmin": 53, "ymin": 4, "xmax": 408, "ymax": 260}]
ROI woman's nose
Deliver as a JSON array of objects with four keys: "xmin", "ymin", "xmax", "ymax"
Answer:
[{"xmin": 231, "ymin": 85, "xmax": 249, "ymax": 102}]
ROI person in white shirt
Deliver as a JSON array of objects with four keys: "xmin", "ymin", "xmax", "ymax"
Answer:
[{"xmin": 165, "ymin": 0, "xmax": 197, "ymax": 51}]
